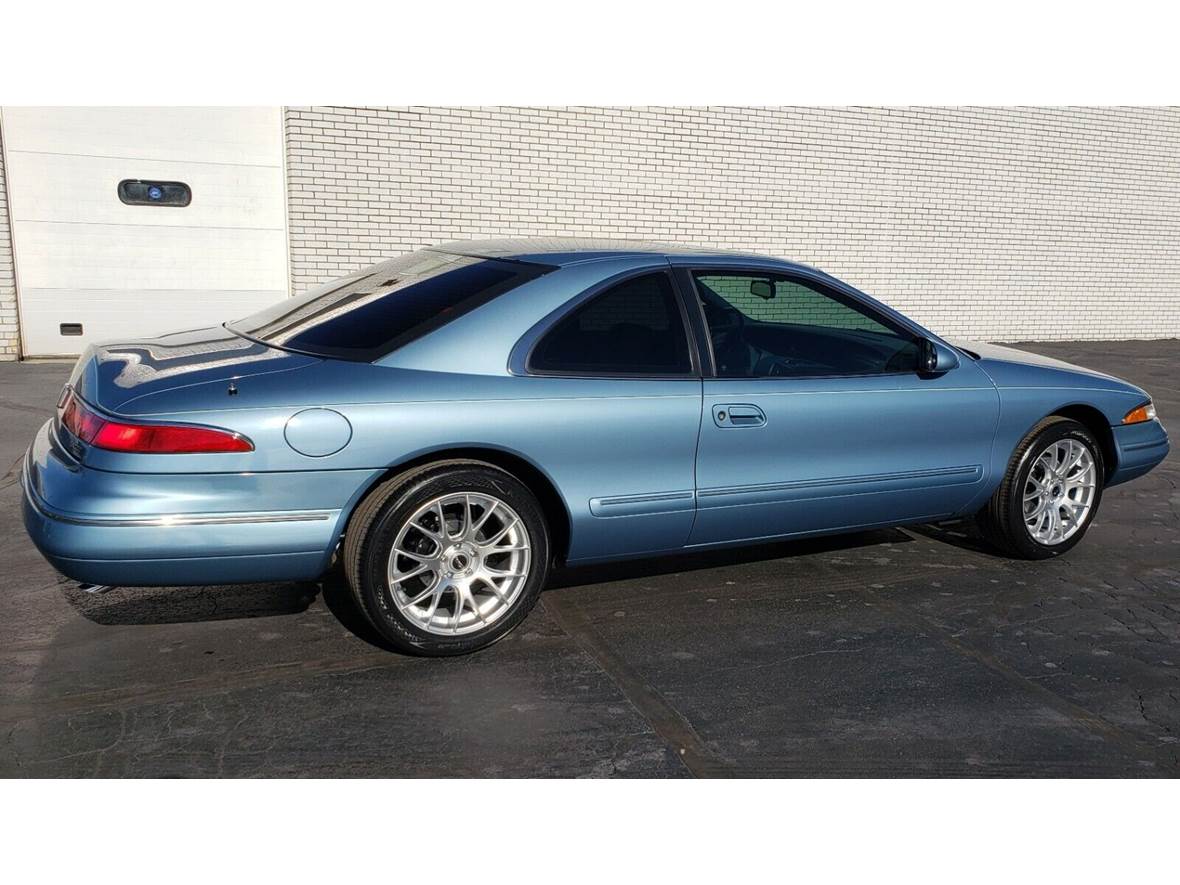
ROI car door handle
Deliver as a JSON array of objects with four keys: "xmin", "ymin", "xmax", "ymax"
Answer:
[{"xmin": 713, "ymin": 404, "xmax": 766, "ymax": 428}]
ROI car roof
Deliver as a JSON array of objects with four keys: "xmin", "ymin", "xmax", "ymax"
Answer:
[{"xmin": 430, "ymin": 237, "xmax": 776, "ymax": 267}]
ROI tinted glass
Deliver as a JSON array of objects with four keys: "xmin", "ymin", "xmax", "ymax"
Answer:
[
  {"xmin": 693, "ymin": 272, "xmax": 919, "ymax": 377},
  {"xmin": 530, "ymin": 273, "xmax": 692, "ymax": 375},
  {"xmin": 118, "ymin": 179, "xmax": 191, "ymax": 207},
  {"xmin": 229, "ymin": 249, "xmax": 550, "ymax": 361}
]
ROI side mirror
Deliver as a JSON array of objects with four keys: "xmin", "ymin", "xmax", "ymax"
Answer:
[
  {"xmin": 749, "ymin": 279, "xmax": 775, "ymax": 300},
  {"xmin": 919, "ymin": 338, "xmax": 960, "ymax": 374}
]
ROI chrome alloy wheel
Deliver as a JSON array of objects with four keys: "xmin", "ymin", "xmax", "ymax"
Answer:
[
  {"xmin": 1023, "ymin": 438, "xmax": 1097, "ymax": 546},
  {"xmin": 386, "ymin": 492, "xmax": 531, "ymax": 635}
]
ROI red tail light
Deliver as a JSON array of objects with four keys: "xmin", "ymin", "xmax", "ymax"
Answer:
[{"xmin": 60, "ymin": 391, "xmax": 253, "ymax": 454}]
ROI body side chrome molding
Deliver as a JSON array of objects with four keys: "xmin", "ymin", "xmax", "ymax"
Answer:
[
  {"xmin": 698, "ymin": 464, "xmax": 984, "ymax": 501},
  {"xmin": 588, "ymin": 489, "xmax": 695, "ymax": 518}
]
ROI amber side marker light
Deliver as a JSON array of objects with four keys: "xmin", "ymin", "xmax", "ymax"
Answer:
[
  {"xmin": 61, "ymin": 391, "xmax": 253, "ymax": 454},
  {"xmin": 1123, "ymin": 402, "xmax": 1157, "ymax": 425}
]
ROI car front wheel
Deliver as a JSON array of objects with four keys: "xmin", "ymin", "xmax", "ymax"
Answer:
[
  {"xmin": 976, "ymin": 417, "xmax": 1105, "ymax": 560},
  {"xmin": 344, "ymin": 461, "xmax": 550, "ymax": 655}
]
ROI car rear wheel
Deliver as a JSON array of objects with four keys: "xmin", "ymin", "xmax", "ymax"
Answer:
[
  {"xmin": 343, "ymin": 461, "xmax": 550, "ymax": 655},
  {"xmin": 975, "ymin": 417, "xmax": 1104, "ymax": 560}
]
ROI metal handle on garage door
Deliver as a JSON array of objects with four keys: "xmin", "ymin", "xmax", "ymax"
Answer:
[{"xmin": 713, "ymin": 404, "xmax": 767, "ymax": 428}]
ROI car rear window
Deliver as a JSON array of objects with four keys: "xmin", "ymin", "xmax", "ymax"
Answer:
[{"xmin": 228, "ymin": 249, "xmax": 552, "ymax": 361}]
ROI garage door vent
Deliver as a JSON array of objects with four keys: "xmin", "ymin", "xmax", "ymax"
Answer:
[{"xmin": 59, "ymin": 323, "xmax": 83, "ymax": 336}]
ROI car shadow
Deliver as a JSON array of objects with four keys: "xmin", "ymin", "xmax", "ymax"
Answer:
[
  {"xmin": 58, "ymin": 522, "xmax": 995, "ymax": 644},
  {"xmin": 58, "ymin": 567, "xmax": 405, "ymax": 652},
  {"xmin": 903, "ymin": 520, "xmax": 1012, "ymax": 558},
  {"xmin": 548, "ymin": 526, "xmax": 916, "ymax": 589},
  {"xmin": 62, "ymin": 579, "xmax": 321, "ymax": 626},
  {"xmin": 317, "ymin": 567, "xmax": 402, "ymax": 651}
]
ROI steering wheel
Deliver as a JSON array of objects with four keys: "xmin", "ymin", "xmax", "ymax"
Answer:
[
  {"xmin": 704, "ymin": 302, "xmax": 751, "ymax": 375},
  {"xmin": 884, "ymin": 344, "xmax": 919, "ymax": 373},
  {"xmin": 753, "ymin": 354, "xmax": 795, "ymax": 376},
  {"xmin": 704, "ymin": 300, "xmax": 743, "ymax": 335}
]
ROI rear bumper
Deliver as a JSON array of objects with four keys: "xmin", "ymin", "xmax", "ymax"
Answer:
[
  {"xmin": 20, "ymin": 420, "xmax": 379, "ymax": 586},
  {"xmin": 1108, "ymin": 419, "xmax": 1170, "ymax": 487}
]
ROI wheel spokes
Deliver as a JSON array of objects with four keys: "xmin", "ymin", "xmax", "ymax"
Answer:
[
  {"xmin": 396, "ymin": 562, "xmax": 432, "ymax": 583},
  {"xmin": 1022, "ymin": 437, "xmax": 1097, "ymax": 546},
  {"xmin": 386, "ymin": 490, "xmax": 531, "ymax": 636},
  {"xmin": 464, "ymin": 584, "xmax": 488, "ymax": 625},
  {"xmin": 394, "ymin": 540, "xmax": 438, "ymax": 562},
  {"xmin": 405, "ymin": 574, "xmax": 441, "ymax": 605},
  {"xmin": 470, "ymin": 501, "xmax": 498, "ymax": 539},
  {"xmin": 477, "ymin": 575, "xmax": 511, "ymax": 605},
  {"xmin": 483, "ymin": 518, "xmax": 519, "ymax": 547},
  {"xmin": 423, "ymin": 583, "xmax": 446, "ymax": 623}
]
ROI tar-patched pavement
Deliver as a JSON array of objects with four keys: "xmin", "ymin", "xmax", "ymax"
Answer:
[{"xmin": 1, "ymin": 340, "xmax": 1178, "ymax": 777}]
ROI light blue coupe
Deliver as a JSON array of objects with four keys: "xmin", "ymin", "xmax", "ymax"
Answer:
[{"xmin": 22, "ymin": 239, "xmax": 1170, "ymax": 654}]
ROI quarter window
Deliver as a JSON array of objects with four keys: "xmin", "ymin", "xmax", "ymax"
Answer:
[
  {"xmin": 530, "ymin": 273, "xmax": 692, "ymax": 375},
  {"xmin": 693, "ymin": 272, "xmax": 920, "ymax": 378}
]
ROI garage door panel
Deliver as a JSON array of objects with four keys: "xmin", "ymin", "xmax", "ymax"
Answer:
[
  {"xmin": 15, "ymin": 223, "xmax": 288, "ymax": 291},
  {"xmin": 5, "ymin": 151, "xmax": 286, "ymax": 229},
  {"xmin": 19, "ymin": 288, "xmax": 286, "ymax": 357},
  {"xmin": 3, "ymin": 106, "xmax": 289, "ymax": 357},
  {"xmin": 1, "ymin": 107, "xmax": 282, "ymax": 167}
]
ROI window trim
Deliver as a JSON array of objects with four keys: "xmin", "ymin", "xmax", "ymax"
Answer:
[
  {"xmin": 521, "ymin": 268, "xmax": 702, "ymax": 380},
  {"xmin": 680, "ymin": 265, "xmax": 924, "ymax": 381}
]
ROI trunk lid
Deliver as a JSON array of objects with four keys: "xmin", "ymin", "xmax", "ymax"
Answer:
[{"xmin": 68, "ymin": 325, "xmax": 322, "ymax": 415}]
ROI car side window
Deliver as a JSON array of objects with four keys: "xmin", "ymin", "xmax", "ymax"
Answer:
[
  {"xmin": 692, "ymin": 271, "xmax": 920, "ymax": 378},
  {"xmin": 529, "ymin": 273, "xmax": 693, "ymax": 376}
]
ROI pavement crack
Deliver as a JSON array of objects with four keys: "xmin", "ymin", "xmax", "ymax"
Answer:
[
  {"xmin": 714, "ymin": 645, "xmax": 864, "ymax": 675},
  {"xmin": 846, "ymin": 570, "xmax": 1179, "ymax": 774},
  {"xmin": 0, "ymin": 651, "xmax": 413, "ymax": 724},
  {"xmin": 541, "ymin": 591, "xmax": 728, "ymax": 778},
  {"xmin": 0, "ymin": 398, "xmax": 49, "ymax": 417},
  {"xmin": 0, "ymin": 453, "xmax": 27, "ymax": 491}
]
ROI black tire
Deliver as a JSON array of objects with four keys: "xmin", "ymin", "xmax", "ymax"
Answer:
[
  {"xmin": 343, "ymin": 460, "xmax": 550, "ymax": 656},
  {"xmin": 975, "ymin": 417, "xmax": 1105, "ymax": 560}
]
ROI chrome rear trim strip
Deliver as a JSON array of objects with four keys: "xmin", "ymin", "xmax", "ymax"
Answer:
[
  {"xmin": 22, "ymin": 459, "xmax": 333, "ymax": 528},
  {"xmin": 73, "ymin": 511, "xmax": 335, "ymax": 528}
]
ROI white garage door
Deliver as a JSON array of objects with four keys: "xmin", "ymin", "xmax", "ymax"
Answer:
[{"xmin": 1, "ymin": 107, "xmax": 288, "ymax": 357}]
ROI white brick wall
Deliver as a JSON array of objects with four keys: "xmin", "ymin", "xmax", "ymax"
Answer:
[
  {"xmin": 285, "ymin": 106, "xmax": 1180, "ymax": 342},
  {"xmin": 0, "ymin": 119, "xmax": 18, "ymax": 360}
]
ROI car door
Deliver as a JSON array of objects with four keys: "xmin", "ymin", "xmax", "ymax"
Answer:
[
  {"xmin": 512, "ymin": 266, "xmax": 705, "ymax": 562},
  {"xmin": 672, "ymin": 261, "xmax": 1000, "ymax": 547}
]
